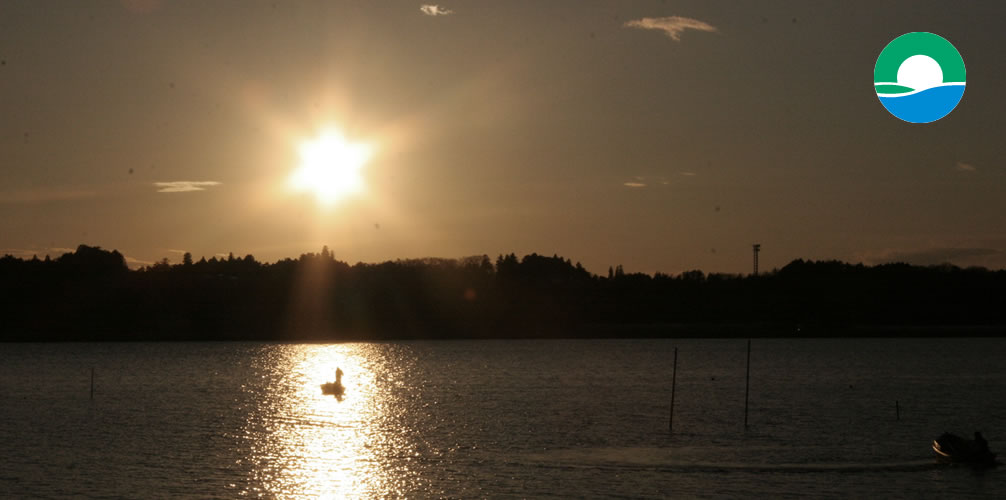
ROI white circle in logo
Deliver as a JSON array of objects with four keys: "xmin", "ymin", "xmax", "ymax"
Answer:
[{"xmin": 896, "ymin": 55, "xmax": 943, "ymax": 91}]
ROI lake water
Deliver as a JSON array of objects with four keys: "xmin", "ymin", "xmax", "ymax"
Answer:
[{"xmin": 1, "ymin": 338, "xmax": 1004, "ymax": 498}]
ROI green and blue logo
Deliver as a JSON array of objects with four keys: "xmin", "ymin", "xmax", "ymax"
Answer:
[{"xmin": 875, "ymin": 32, "xmax": 965, "ymax": 123}]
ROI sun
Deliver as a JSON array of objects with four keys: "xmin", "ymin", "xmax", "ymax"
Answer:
[{"xmin": 290, "ymin": 129, "xmax": 372, "ymax": 205}]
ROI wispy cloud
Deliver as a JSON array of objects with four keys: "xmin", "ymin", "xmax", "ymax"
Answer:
[
  {"xmin": 955, "ymin": 161, "xmax": 977, "ymax": 172},
  {"xmin": 859, "ymin": 246, "xmax": 1005, "ymax": 267},
  {"xmin": 154, "ymin": 181, "xmax": 221, "ymax": 193},
  {"xmin": 1, "ymin": 245, "xmax": 151, "ymax": 268},
  {"xmin": 624, "ymin": 175, "xmax": 678, "ymax": 188},
  {"xmin": 679, "ymin": 171, "xmax": 697, "ymax": 177},
  {"xmin": 124, "ymin": 255, "xmax": 153, "ymax": 269},
  {"xmin": 624, "ymin": 16, "xmax": 718, "ymax": 42},
  {"xmin": 0, "ymin": 187, "xmax": 98, "ymax": 204},
  {"xmin": 0, "ymin": 248, "xmax": 43, "ymax": 258},
  {"xmin": 0, "ymin": 247, "xmax": 75, "ymax": 259},
  {"xmin": 420, "ymin": 4, "xmax": 453, "ymax": 16}
]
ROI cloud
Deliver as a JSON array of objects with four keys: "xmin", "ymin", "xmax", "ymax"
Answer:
[
  {"xmin": 420, "ymin": 4, "xmax": 453, "ymax": 16},
  {"xmin": 124, "ymin": 255, "xmax": 153, "ymax": 269},
  {"xmin": 0, "ymin": 248, "xmax": 43, "ymax": 258},
  {"xmin": 955, "ymin": 161, "xmax": 977, "ymax": 172},
  {"xmin": 0, "ymin": 246, "xmax": 152, "ymax": 269},
  {"xmin": 859, "ymin": 247, "xmax": 1005, "ymax": 267},
  {"xmin": 623, "ymin": 182, "xmax": 646, "ymax": 188},
  {"xmin": 0, "ymin": 187, "xmax": 98, "ymax": 204},
  {"xmin": 154, "ymin": 181, "xmax": 221, "ymax": 193},
  {"xmin": 679, "ymin": 171, "xmax": 697, "ymax": 177},
  {"xmin": 624, "ymin": 16, "xmax": 718, "ymax": 41},
  {"xmin": 0, "ymin": 247, "xmax": 76, "ymax": 259}
]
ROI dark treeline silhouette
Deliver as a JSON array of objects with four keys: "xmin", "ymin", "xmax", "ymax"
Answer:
[{"xmin": 2, "ymin": 245, "xmax": 1005, "ymax": 341}]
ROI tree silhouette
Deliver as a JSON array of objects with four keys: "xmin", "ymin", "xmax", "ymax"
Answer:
[{"xmin": 1, "ymin": 245, "xmax": 1005, "ymax": 341}]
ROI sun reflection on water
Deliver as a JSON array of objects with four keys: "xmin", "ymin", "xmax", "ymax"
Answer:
[{"xmin": 237, "ymin": 344, "xmax": 417, "ymax": 498}]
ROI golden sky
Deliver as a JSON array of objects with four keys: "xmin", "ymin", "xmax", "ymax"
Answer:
[{"xmin": 2, "ymin": 1, "xmax": 1006, "ymax": 273}]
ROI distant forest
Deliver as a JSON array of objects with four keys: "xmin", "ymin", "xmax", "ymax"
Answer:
[{"xmin": 2, "ymin": 245, "xmax": 1005, "ymax": 341}]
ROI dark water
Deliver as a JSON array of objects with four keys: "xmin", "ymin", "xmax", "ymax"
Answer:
[{"xmin": 1, "ymin": 338, "xmax": 1004, "ymax": 498}]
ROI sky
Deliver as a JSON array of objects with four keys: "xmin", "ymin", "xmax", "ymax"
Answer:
[{"xmin": 2, "ymin": 0, "xmax": 1006, "ymax": 274}]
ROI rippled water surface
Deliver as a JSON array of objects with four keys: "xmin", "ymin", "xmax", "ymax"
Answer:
[{"xmin": 2, "ymin": 338, "xmax": 1005, "ymax": 498}]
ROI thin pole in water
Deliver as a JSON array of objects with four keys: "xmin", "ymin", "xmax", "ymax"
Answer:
[
  {"xmin": 90, "ymin": 367, "xmax": 94, "ymax": 400},
  {"xmin": 669, "ymin": 347, "xmax": 677, "ymax": 433},
  {"xmin": 896, "ymin": 400, "xmax": 900, "ymax": 421},
  {"xmin": 744, "ymin": 339, "xmax": 751, "ymax": 429}
]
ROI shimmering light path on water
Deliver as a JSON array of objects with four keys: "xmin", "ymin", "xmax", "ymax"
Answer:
[{"xmin": 1, "ymin": 339, "xmax": 1004, "ymax": 498}]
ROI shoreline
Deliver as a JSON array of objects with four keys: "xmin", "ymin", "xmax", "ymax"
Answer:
[{"xmin": 4, "ymin": 323, "xmax": 1005, "ymax": 342}]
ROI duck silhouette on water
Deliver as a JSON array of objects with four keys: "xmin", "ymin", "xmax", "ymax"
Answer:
[{"xmin": 321, "ymin": 368, "xmax": 346, "ymax": 398}]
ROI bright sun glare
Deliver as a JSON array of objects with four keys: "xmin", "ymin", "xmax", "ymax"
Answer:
[{"xmin": 290, "ymin": 129, "xmax": 372, "ymax": 205}]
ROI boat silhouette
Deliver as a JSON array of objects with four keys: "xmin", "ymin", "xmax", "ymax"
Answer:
[
  {"xmin": 933, "ymin": 432, "xmax": 997, "ymax": 467},
  {"xmin": 321, "ymin": 368, "xmax": 345, "ymax": 397}
]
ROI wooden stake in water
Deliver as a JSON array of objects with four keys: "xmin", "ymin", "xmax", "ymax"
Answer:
[
  {"xmin": 669, "ymin": 347, "xmax": 677, "ymax": 433},
  {"xmin": 896, "ymin": 400, "xmax": 900, "ymax": 421},
  {"xmin": 90, "ymin": 367, "xmax": 94, "ymax": 400},
  {"xmin": 744, "ymin": 339, "xmax": 751, "ymax": 429}
]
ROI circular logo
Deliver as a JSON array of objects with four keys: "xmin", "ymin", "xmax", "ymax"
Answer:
[{"xmin": 874, "ymin": 32, "xmax": 965, "ymax": 123}]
